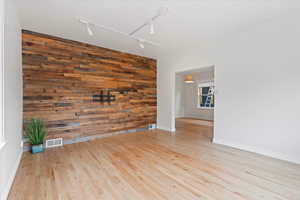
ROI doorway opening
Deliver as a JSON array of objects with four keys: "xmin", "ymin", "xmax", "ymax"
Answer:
[{"xmin": 174, "ymin": 66, "xmax": 215, "ymax": 142}]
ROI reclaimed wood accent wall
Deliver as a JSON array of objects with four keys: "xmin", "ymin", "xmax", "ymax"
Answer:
[{"xmin": 22, "ymin": 30, "xmax": 157, "ymax": 140}]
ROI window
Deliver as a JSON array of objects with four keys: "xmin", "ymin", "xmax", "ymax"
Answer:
[{"xmin": 197, "ymin": 82, "xmax": 215, "ymax": 109}]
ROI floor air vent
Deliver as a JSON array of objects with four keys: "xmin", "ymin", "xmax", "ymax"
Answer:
[{"xmin": 46, "ymin": 138, "xmax": 63, "ymax": 148}]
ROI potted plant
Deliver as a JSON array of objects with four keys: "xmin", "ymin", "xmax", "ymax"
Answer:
[{"xmin": 25, "ymin": 118, "xmax": 47, "ymax": 154}]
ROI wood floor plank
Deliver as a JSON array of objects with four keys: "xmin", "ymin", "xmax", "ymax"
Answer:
[{"xmin": 8, "ymin": 119, "xmax": 300, "ymax": 200}]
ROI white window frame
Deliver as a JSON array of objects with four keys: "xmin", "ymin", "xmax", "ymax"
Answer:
[
  {"xmin": 0, "ymin": 0, "xmax": 6, "ymax": 150},
  {"xmin": 197, "ymin": 82, "xmax": 215, "ymax": 110}
]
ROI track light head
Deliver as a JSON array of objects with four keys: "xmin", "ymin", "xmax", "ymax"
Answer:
[
  {"xmin": 149, "ymin": 21, "xmax": 155, "ymax": 35},
  {"xmin": 78, "ymin": 19, "xmax": 94, "ymax": 36},
  {"xmin": 86, "ymin": 24, "xmax": 94, "ymax": 36},
  {"xmin": 79, "ymin": 19, "xmax": 88, "ymax": 24},
  {"xmin": 139, "ymin": 42, "xmax": 145, "ymax": 49},
  {"xmin": 138, "ymin": 39, "xmax": 146, "ymax": 49}
]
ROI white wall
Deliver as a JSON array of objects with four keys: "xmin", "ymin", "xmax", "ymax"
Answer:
[
  {"xmin": 157, "ymin": 10, "xmax": 300, "ymax": 164},
  {"xmin": 175, "ymin": 75, "xmax": 184, "ymax": 118},
  {"xmin": 0, "ymin": 0, "xmax": 4, "ymax": 146},
  {"xmin": 0, "ymin": 0, "xmax": 22, "ymax": 199}
]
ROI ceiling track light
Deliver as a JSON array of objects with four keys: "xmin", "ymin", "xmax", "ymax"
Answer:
[
  {"xmin": 139, "ymin": 42, "xmax": 145, "ymax": 49},
  {"xmin": 86, "ymin": 23, "xmax": 94, "ymax": 36},
  {"xmin": 78, "ymin": 7, "xmax": 167, "ymax": 49},
  {"xmin": 138, "ymin": 39, "xmax": 146, "ymax": 49},
  {"xmin": 129, "ymin": 7, "xmax": 168, "ymax": 36},
  {"xmin": 79, "ymin": 19, "xmax": 94, "ymax": 36},
  {"xmin": 149, "ymin": 21, "xmax": 155, "ymax": 35}
]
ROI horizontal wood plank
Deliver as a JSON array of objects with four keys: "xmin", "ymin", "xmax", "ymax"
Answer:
[{"xmin": 22, "ymin": 30, "xmax": 157, "ymax": 140}]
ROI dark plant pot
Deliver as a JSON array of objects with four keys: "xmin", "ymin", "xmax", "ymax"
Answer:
[{"xmin": 31, "ymin": 144, "xmax": 44, "ymax": 154}]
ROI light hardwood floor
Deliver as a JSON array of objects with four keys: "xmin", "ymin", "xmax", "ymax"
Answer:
[{"xmin": 9, "ymin": 120, "xmax": 300, "ymax": 200}]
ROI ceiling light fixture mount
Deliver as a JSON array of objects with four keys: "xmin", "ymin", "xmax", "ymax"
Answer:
[{"xmin": 78, "ymin": 7, "xmax": 168, "ymax": 49}]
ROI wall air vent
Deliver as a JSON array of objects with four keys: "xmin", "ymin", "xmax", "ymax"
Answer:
[{"xmin": 45, "ymin": 138, "xmax": 63, "ymax": 148}]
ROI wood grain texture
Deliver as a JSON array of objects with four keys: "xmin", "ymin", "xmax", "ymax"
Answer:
[
  {"xmin": 9, "ymin": 120, "xmax": 300, "ymax": 200},
  {"xmin": 22, "ymin": 30, "xmax": 157, "ymax": 140}
]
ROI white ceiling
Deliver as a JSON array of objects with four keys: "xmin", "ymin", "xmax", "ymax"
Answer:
[
  {"xmin": 17, "ymin": 0, "xmax": 299, "ymax": 59},
  {"xmin": 176, "ymin": 65, "xmax": 214, "ymax": 76}
]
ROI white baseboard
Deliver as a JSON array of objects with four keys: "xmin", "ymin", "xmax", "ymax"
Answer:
[
  {"xmin": 0, "ymin": 150, "xmax": 23, "ymax": 200},
  {"xmin": 157, "ymin": 126, "xmax": 175, "ymax": 132},
  {"xmin": 213, "ymin": 138, "xmax": 300, "ymax": 165}
]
